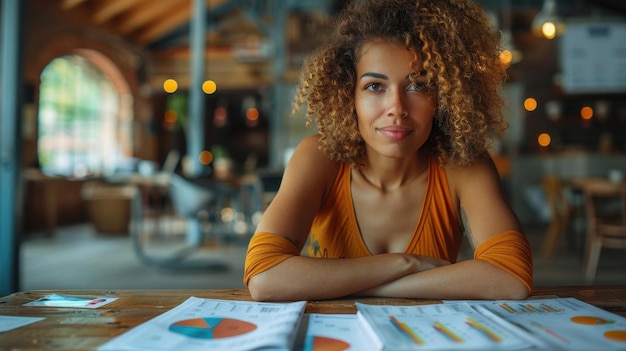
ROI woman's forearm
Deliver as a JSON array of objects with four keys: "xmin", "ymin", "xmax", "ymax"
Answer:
[
  {"xmin": 358, "ymin": 259, "xmax": 530, "ymax": 300},
  {"xmin": 247, "ymin": 253, "xmax": 420, "ymax": 301}
]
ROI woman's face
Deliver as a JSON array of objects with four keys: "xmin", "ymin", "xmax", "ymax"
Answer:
[{"xmin": 354, "ymin": 39, "xmax": 436, "ymax": 160}]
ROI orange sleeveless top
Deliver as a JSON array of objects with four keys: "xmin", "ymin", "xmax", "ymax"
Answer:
[
  {"xmin": 244, "ymin": 157, "xmax": 533, "ymax": 292},
  {"xmin": 303, "ymin": 156, "xmax": 462, "ymax": 262}
]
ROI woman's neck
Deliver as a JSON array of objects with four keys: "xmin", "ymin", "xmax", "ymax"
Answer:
[{"xmin": 356, "ymin": 151, "xmax": 428, "ymax": 192}]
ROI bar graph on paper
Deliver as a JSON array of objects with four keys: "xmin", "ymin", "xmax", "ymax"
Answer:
[
  {"xmin": 356, "ymin": 302, "xmax": 529, "ymax": 350},
  {"xmin": 472, "ymin": 298, "xmax": 626, "ymax": 350},
  {"xmin": 389, "ymin": 315, "xmax": 513, "ymax": 347},
  {"xmin": 497, "ymin": 302, "xmax": 564, "ymax": 314}
]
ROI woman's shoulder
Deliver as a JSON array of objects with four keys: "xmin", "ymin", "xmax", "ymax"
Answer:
[
  {"xmin": 294, "ymin": 135, "xmax": 335, "ymax": 164},
  {"xmin": 442, "ymin": 154, "xmax": 495, "ymax": 173},
  {"xmin": 288, "ymin": 134, "xmax": 342, "ymax": 185},
  {"xmin": 443, "ymin": 154, "xmax": 501, "ymax": 192}
]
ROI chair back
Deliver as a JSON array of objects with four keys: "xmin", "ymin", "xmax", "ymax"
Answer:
[
  {"xmin": 168, "ymin": 173, "xmax": 215, "ymax": 218},
  {"xmin": 581, "ymin": 178, "xmax": 626, "ymax": 282},
  {"xmin": 582, "ymin": 180, "xmax": 626, "ymax": 230},
  {"xmin": 543, "ymin": 175, "xmax": 570, "ymax": 221}
]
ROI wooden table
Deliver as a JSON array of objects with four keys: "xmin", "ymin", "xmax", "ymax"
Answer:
[{"xmin": 1, "ymin": 286, "xmax": 625, "ymax": 350}]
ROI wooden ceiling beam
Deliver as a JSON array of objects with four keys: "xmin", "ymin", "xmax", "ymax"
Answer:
[
  {"xmin": 134, "ymin": 0, "xmax": 239, "ymax": 46},
  {"xmin": 91, "ymin": 0, "xmax": 144, "ymax": 24},
  {"xmin": 132, "ymin": 0, "xmax": 193, "ymax": 44},
  {"xmin": 61, "ymin": 0, "xmax": 88, "ymax": 10},
  {"xmin": 116, "ymin": 0, "xmax": 186, "ymax": 34}
]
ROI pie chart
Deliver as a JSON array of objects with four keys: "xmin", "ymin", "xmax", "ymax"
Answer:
[
  {"xmin": 604, "ymin": 330, "xmax": 626, "ymax": 342},
  {"xmin": 304, "ymin": 335, "xmax": 350, "ymax": 351},
  {"xmin": 570, "ymin": 316, "xmax": 614, "ymax": 325},
  {"xmin": 169, "ymin": 317, "xmax": 257, "ymax": 339}
]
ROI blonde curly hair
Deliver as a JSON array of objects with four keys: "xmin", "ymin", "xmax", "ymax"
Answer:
[{"xmin": 293, "ymin": 0, "xmax": 508, "ymax": 167}]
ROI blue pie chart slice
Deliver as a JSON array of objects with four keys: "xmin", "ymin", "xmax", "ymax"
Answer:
[{"xmin": 169, "ymin": 317, "xmax": 257, "ymax": 339}]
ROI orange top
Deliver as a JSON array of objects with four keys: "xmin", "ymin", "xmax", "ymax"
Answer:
[
  {"xmin": 244, "ymin": 156, "xmax": 533, "ymax": 293},
  {"xmin": 303, "ymin": 156, "xmax": 462, "ymax": 261}
]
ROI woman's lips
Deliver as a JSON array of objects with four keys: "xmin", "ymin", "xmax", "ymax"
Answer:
[{"xmin": 377, "ymin": 126, "xmax": 413, "ymax": 141}]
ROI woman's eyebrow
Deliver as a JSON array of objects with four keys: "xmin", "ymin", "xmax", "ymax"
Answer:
[
  {"xmin": 360, "ymin": 71, "xmax": 427, "ymax": 80},
  {"xmin": 359, "ymin": 72, "xmax": 388, "ymax": 80}
]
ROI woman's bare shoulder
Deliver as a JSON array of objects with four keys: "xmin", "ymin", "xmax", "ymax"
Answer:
[
  {"xmin": 284, "ymin": 134, "xmax": 340, "ymax": 191},
  {"xmin": 443, "ymin": 155, "xmax": 500, "ymax": 195}
]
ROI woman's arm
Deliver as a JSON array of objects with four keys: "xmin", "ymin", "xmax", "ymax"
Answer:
[
  {"xmin": 358, "ymin": 156, "xmax": 532, "ymax": 300},
  {"xmin": 246, "ymin": 135, "xmax": 440, "ymax": 301}
]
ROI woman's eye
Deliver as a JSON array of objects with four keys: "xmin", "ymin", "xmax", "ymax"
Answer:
[
  {"xmin": 365, "ymin": 82, "xmax": 383, "ymax": 92},
  {"xmin": 408, "ymin": 82, "xmax": 427, "ymax": 91}
]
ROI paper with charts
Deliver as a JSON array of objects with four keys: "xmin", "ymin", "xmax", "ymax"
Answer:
[
  {"xmin": 357, "ymin": 297, "xmax": 626, "ymax": 351},
  {"xmin": 465, "ymin": 297, "xmax": 626, "ymax": 351},
  {"xmin": 97, "ymin": 297, "xmax": 306, "ymax": 351},
  {"xmin": 356, "ymin": 302, "xmax": 530, "ymax": 350},
  {"xmin": 296, "ymin": 313, "xmax": 377, "ymax": 351}
]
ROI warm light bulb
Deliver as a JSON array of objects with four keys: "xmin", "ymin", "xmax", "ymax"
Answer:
[
  {"xmin": 532, "ymin": 0, "xmax": 564, "ymax": 39},
  {"xmin": 542, "ymin": 22, "xmax": 557, "ymax": 39}
]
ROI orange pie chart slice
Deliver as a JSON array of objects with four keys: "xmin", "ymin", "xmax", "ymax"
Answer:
[
  {"xmin": 604, "ymin": 330, "xmax": 626, "ymax": 342},
  {"xmin": 311, "ymin": 336, "xmax": 350, "ymax": 351},
  {"xmin": 570, "ymin": 316, "xmax": 614, "ymax": 325}
]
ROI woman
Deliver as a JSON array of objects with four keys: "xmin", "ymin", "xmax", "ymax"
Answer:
[{"xmin": 244, "ymin": 0, "xmax": 533, "ymax": 301}]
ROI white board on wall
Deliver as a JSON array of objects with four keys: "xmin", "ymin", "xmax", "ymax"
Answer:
[{"xmin": 560, "ymin": 20, "xmax": 626, "ymax": 94}]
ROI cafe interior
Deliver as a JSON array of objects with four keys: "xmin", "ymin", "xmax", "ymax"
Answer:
[{"xmin": 1, "ymin": 0, "xmax": 626, "ymax": 295}]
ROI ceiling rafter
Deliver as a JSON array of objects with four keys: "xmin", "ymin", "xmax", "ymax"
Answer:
[
  {"xmin": 132, "ymin": 1, "xmax": 193, "ymax": 44},
  {"xmin": 116, "ymin": 0, "xmax": 186, "ymax": 35},
  {"xmin": 91, "ymin": 0, "xmax": 143, "ymax": 24},
  {"xmin": 61, "ymin": 0, "xmax": 88, "ymax": 10}
]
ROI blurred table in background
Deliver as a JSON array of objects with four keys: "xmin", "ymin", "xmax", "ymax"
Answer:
[{"xmin": 123, "ymin": 171, "xmax": 263, "ymax": 270}]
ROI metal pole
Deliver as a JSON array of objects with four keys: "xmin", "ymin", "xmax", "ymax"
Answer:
[
  {"xmin": 0, "ymin": 0, "xmax": 24, "ymax": 295},
  {"xmin": 188, "ymin": 0, "xmax": 206, "ymax": 177},
  {"xmin": 185, "ymin": 0, "xmax": 207, "ymax": 245}
]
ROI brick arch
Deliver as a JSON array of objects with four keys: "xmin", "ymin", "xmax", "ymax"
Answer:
[
  {"xmin": 36, "ymin": 41, "xmax": 137, "ymax": 160},
  {"xmin": 25, "ymin": 31, "xmax": 157, "ymax": 161},
  {"xmin": 29, "ymin": 32, "xmax": 140, "ymax": 98}
]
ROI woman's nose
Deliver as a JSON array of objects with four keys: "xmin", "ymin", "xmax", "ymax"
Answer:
[{"xmin": 386, "ymin": 89, "xmax": 408, "ymax": 118}]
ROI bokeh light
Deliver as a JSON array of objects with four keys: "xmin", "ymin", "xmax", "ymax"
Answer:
[
  {"xmin": 163, "ymin": 79, "xmax": 178, "ymax": 93},
  {"xmin": 245, "ymin": 107, "xmax": 259, "ymax": 121},
  {"xmin": 499, "ymin": 50, "xmax": 512, "ymax": 67},
  {"xmin": 198, "ymin": 150, "xmax": 213, "ymax": 165},
  {"xmin": 163, "ymin": 109, "xmax": 178, "ymax": 130},
  {"xmin": 542, "ymin": 22, "xmax": 557, "ymax": 39},
  {"xmin": 581, "ymin": 106, "xmax": 593, "ymax": 120},
  {"xmin": 524, "ymin": 98, "xmax": 538, "ymax": 112},
  {"xmin": 203, "ymin": 80, "xmax": 217, "ymax": 94},
  {"xmin": 538, "ymin": 133, "xmax": 551, "ymax": 147}
]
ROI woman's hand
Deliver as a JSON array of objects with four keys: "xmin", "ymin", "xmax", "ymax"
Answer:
[{"xmin": 407, "ymin": 254, "xmax": 451, "ymax": 272}]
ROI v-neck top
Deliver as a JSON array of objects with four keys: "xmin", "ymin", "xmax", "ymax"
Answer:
[{"xmin": 303, "ymin": 155, "xmax": 463, "ymax": 262}]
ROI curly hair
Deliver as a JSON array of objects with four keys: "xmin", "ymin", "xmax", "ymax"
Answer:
[{"xmin": 293, "ymin": 0, "xmax": 508, "ymax": 167}]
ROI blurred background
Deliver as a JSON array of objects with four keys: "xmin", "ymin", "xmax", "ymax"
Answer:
[{"xmin": 1, "ymin": 0, "xmax": 626, "ymax": 295}]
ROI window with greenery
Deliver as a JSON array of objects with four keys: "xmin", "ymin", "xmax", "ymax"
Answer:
[{"xmin": 38, "ymin": 54, "xmax": 128, "ymax": 177}]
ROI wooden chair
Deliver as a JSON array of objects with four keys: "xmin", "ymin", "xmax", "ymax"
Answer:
[
  {"xmin": 540, "ymin": 175, "xmax": 572, "ymax": 259},
  {"xmin": 581, "ymin": 179, "xmax": 626, "ymax": 283}
]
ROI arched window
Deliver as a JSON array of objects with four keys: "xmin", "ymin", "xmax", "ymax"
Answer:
[{"xmin": 37, "ymin": 53, "xmax": 132, "ymax": 177}]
